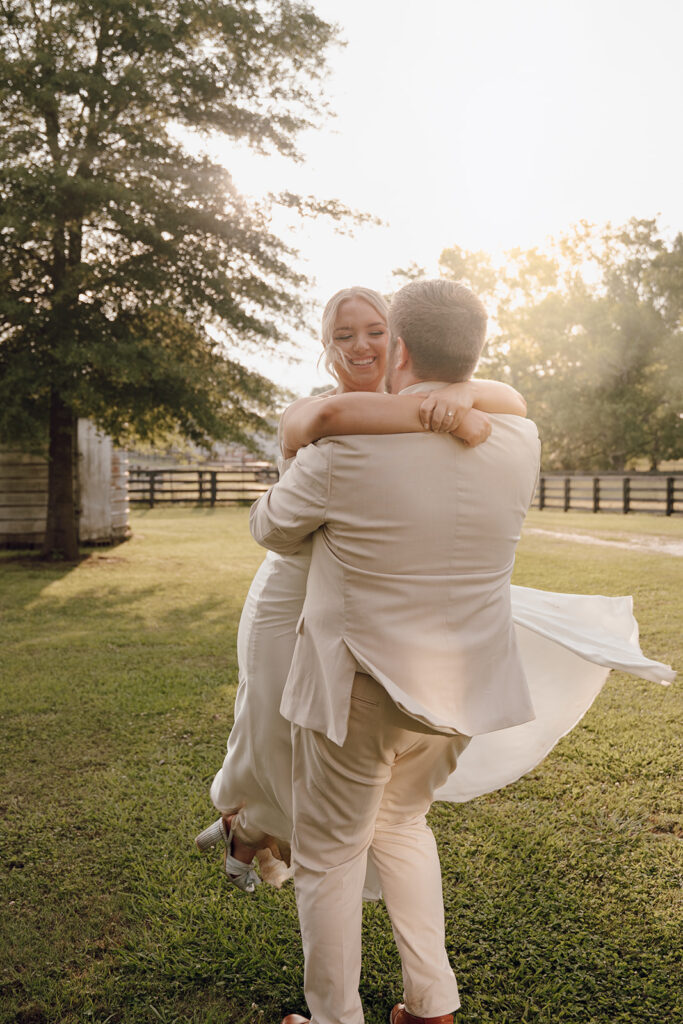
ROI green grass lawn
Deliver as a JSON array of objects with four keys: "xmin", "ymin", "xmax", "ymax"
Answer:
[
  {"xmin": 1, "ymin": 508, "xmax": 680, "ymax": 1024},
  {"xmin": 524, "ymin": 507, "xmax": 683, "ymax": 540}
]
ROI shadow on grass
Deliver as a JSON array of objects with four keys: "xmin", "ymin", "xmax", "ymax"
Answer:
[
  {"xmin": 0, "ymin": 538, "xmax": 135, "ymax": 610},
  {"xmin": 3, "ymin": 573, "xmax": 238, "ymax": 643}
]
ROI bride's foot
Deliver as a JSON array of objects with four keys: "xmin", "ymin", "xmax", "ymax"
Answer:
[
  {"xmin": 227, "ymin": 817, "xmax": 258, "ymax": 864},
  {"xmin": 221, "ymin": 814, "xmax": 262, "ymax": 892},
  {"xmin": 195, "ymin": 815, "xmax": 261, "ymax": 893}
]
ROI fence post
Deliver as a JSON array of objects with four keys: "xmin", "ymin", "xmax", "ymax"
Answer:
[
  {"xmin": 593, "ymin": 476, "xmax": 600, "ymax": 513},
  {"xmin": 666, "ymin": 476, "xmax": 674, "ymax": 516},
  {"xmin": 210, "ymin": 471, "xmax": 217, "ymax": 507},
  {"xmin": 149, "ymin": 471, "xmax": 156, "ymax": 509},
  {"xmin": 564, "ymin": 477, "xmax": 571, "ymax": 512},
  {"xmin": 198, "ymin": 471, "xmax": 204, "ymax": 505},
  {"xmin": 622, "ymin": 477, "xmax": 630, "ymax": 514},
  {"xmin": 538, "ymin": 476, "xmax": 545, "ymax": 510}
]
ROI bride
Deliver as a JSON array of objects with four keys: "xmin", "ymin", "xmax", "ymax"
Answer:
[{"xmin": 196, "ymin": 285, "xmax": 675, "ymax": 893}]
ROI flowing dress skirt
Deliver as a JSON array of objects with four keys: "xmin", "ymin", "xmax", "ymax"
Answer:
[{"xmin": 210, "ymin": 548, "xmax": 674, "ymax": 845}]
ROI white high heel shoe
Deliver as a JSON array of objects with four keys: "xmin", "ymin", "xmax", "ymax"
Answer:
[{"xmin": 195, "ymin": 816, "xmax": 261, "ymax": 893}]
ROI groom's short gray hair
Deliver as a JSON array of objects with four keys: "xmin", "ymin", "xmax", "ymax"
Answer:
[{"xmin": 389, "ymin": 279, "xmax": 488, "ymax": 381}]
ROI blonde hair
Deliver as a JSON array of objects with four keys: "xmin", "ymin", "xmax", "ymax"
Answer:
[{"xmin": 320, "ymin": 286, "xmax": 390, "ymax": 382}]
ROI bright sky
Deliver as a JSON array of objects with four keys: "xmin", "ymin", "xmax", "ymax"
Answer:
[{"xmin": 213, "ymin": 0, "xmax": 683, "ymax": 396}]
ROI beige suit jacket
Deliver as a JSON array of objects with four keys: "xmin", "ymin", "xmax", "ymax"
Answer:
[{"xmin": 250, "ymin": 412, "xmax": 541, "ymax": 745}]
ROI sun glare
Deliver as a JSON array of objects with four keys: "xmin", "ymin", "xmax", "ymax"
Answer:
[{"xmin": 168, "ymin": 0, "xmax": 683, "ymax": 395}]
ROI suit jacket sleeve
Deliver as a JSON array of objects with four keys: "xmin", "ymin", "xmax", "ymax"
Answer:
[{"xmin": 249, "ymin": 441, "xmax": 331, "ymax": 555}]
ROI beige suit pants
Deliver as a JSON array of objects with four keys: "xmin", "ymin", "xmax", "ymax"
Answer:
[{"xmin": 291, "ymin": 672, "xmax": 470, "ymax": 1024}]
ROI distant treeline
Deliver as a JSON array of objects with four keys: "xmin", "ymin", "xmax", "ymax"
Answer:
[{"xmin": 397, "ymin": 217, "xmax": 682, "ymax": 472}]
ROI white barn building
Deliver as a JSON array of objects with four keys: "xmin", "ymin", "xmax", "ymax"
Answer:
[{"xmin": 0, "ymin": 420, "xmax": 129, "ymax": 547}]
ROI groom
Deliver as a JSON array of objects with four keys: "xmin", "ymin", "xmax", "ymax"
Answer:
[{"xmin": 250, "ymin": 279, "xmax": 541, "ymax": 1024}]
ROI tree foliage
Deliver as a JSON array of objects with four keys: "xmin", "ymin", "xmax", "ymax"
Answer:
[
  {"xmin": 438, "ymin": 219, "xmax": 683, "ymax": 471},
  {"xmin": 0, "ymin": 0, "xmax": 344, "ymax": 556}
]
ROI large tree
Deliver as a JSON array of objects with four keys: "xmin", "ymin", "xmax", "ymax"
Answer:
[
  {"xmin": 0, "ymin": 0, "xmax": 344, "ymax": 558},
  {"xmin": 438, "ymin": 219, "xmax": 683, "ymax": 471}
]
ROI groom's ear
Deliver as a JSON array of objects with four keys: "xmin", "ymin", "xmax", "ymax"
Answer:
[{"xmin": 395, "ymin": 337, "xmax": 411, "ymax": 369}]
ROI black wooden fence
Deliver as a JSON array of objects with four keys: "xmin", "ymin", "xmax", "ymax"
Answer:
[
  {"xmin": 128, "ymin": 463, "xmax": 278, "ymax": 507},
  {"xmin": 532, "ymin": 474, "xmax": 683, "ymax": 515},
  {"xmin": 129, "ymin": 466, "xmax": 683, "ymax": 516}
]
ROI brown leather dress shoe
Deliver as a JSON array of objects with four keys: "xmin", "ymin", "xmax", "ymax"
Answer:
[
  {"xmin": 390, "ymin": 1003, "xmax": 454, "ymax": 1024},
  {"xmin": 281, "ymin": 1015, "xmax": 310, "ymax": 1024}
]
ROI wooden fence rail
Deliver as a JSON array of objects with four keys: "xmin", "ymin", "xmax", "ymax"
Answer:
[
  {"xmin": 532, "ymin": 474, "xmax": 683, "ymax": 515},
  {"xmin": 129, "ymin": 467, "xmax": 683, "ymax": 516}
]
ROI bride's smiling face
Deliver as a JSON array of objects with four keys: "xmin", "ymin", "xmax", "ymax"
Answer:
[{"xmin": 330, "ymin": 296, "xmax": 388, "ymax": 393}]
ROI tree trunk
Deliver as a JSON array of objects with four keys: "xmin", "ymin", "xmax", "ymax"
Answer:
[{"xmin": 41, "ymin": 391, "xmax": 79, "ymax": 560}]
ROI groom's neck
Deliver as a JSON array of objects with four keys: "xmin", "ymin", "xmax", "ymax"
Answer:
[{"xmin": 391, "ymin": 367, "xmax": 426, "ymax": 392}]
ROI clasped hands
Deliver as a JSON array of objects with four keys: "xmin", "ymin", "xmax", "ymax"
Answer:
[{"xmin": 418, "ymin": 382, "xmax": 491, "ymax": 447}]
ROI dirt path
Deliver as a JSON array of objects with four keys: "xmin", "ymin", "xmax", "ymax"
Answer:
[{"xmin": 524, "ymin": 526, "xmax": 683, "ymax": 557}]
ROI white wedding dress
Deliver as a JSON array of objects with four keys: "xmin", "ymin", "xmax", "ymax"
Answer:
[{"xmin": 210, "ymin": 458, "xmax": 675, "ymax": 857}]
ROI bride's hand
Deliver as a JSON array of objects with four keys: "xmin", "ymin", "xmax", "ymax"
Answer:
[
  {"xmin": 419, "ymin": 382, "xmax": 475, "ymax": 432},
  {"xmin": 453, "ymin": 409, "xmax": 492, "ymax": 447}
]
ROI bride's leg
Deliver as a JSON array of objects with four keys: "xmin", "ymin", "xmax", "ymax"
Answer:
[
  {"xmin": 229, "ymin": 812, "xmax": 293, "ymax": 888},
  {"xmin": 196, "ymin": 812, "xmax": 262, "ymax": 893},
  {"xmin": 221, "ymin": 812, "xmax": 262, "ymax": 893},
  {"xmin": 224, "ymin": 812, "xmax": 259, "ymax": 864}
]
